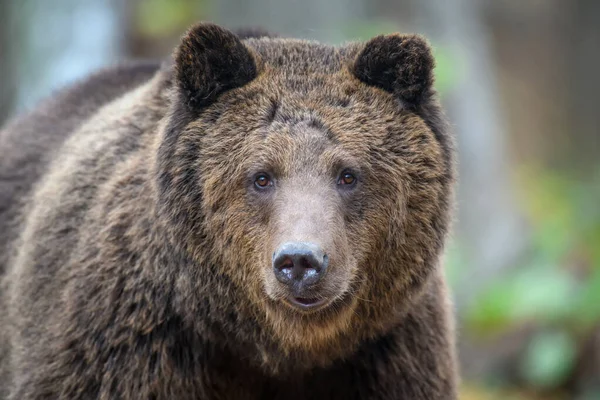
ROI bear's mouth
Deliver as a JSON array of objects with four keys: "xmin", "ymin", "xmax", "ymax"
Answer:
[{"xmin": 285, "ymin": 296, "xmax": 329, "ymax": 312}]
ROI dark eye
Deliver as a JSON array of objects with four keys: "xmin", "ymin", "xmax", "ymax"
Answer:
[
  {"xmin": 338, "ymin": 171, "xmax": 357, "ymax": 186},
  {"xmin": 254, "ymin": 173, "xmax": 273, "ymax": 189}
]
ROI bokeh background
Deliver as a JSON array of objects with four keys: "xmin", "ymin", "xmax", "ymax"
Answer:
[{"xmin": 1, "ymin": 0, "xmax": 599, "ymax": 399}]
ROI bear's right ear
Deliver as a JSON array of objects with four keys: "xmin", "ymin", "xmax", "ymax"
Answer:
[{"xmin": 174, "ymin": 23, "xmax": 257, "ymax": 110}]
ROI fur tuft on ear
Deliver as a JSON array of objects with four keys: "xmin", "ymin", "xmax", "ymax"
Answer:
[
  {"xmin": 352, "ymin": 34, "xmax": 435, "ymax": 105},
  {"xmin": 175, "ymin": 23, "xmax": 257, "ymax": 109}
]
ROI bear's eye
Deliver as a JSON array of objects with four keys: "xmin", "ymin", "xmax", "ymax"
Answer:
[
  {"xmin": 338, "ymin": 171, "xmax": 357, "ymax": 186},
  {"xmin": 254, "ymin": 173, "xmax": 273, "ymax": 189}
]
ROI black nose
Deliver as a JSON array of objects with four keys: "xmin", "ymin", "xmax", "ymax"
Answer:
[{"xmin": 272, "ymin": 242, "xmax": 328, "ymax": 288}]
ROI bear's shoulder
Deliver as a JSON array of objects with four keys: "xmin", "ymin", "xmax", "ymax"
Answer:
[{"xmin": 0, "ymin": 61, "xmax": 160, "ymax": 274}]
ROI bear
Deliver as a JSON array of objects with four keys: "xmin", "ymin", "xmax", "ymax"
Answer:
[{"xmin": 0, "ymin": 23, "xmax": 457, "ymax": 399}]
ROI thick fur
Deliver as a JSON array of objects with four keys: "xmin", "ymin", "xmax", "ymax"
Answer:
[
  {"xmin": 353, "ymin": 34, "xmax": 435, "ymax": 106},
  {"xmin": 0, "ymin": 23, "xmax": 457, "ymax": 399},
  {"xmin": 175, "ymin": 25, "xmax": 257, "ymax": 109}
]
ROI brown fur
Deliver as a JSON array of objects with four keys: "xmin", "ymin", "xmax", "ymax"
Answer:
[{"xmin": 0, "ymin": 23, "xmax": 457, "ymax": 399}]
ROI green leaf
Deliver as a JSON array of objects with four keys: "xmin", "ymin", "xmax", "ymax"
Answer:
[
  {"xmin": 509, "ymin": 266, "xmax": 576, "ymax": 323},
  {"xmin": 573, "ymin": 268, "xmax": 600, "ymax": 329},
  {"xmin": 465, "ymin": 280, "xmax": 516, "ymax": 335},
  {"xmin": 432, "ymin": 47, "xmax": 459, "ymax": 95},
  {"xmin": 465, "ymin": 266, "xmax": 577, "ymax": 335},
  {"xmin": 135, "ymin": 0, "xmax": 202, "ymax": 38},
  {"xmin": 520, "ymin": 330, "xmax": 577, "ymax": 389},
  {"xmin": 340, "ymin": 20, "xmax": 402, "ymax": 42}
]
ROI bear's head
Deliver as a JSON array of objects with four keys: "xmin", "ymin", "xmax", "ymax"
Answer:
[{"xmin": 156, "ymin": 23, "xmax": 454, "ymax": 369}]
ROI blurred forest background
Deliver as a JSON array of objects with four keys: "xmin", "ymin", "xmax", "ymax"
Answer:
[{"xmin": 0, "ymin": 0, "xmax": 598, "ymax": 399}]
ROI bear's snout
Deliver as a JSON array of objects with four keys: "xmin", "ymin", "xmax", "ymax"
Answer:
[{"xmin": 272, "ymin": 241, "xmax": 331, "ymax": 310}]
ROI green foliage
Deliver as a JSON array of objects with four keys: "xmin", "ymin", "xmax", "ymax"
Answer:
[
  {"xmin": 432, "ymin": 47, "xmax": 459, "ymax": 95},
  {"xmin": 135, "ymin": 0, "xmax": 204, "ymax": 38},
  {"xmin": 574, "ymin": 268, "xmax": 600, "ymax": 327},
  {"xmin": 339, "ymin": 19, "xmax": 402, "ymax": 42},
  {"xmin": 462, "ymin": 166, "xmax": 600, "ymax": 389},
  {"xmin": 465, "ymin": 265, "xmax": 576, "ymax": 336},
  {"xmin": 520, "ymin": 330, "xmax": 577, "ymax": 388}
]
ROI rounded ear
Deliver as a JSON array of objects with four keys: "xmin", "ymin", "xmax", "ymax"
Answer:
[
  {"xmin": 352, "ymin": 34, "xmax": 435, "ymax": 105},
  {"xmin": 175, "ymin": 23, "xmax": 257, "ymax": 109}
]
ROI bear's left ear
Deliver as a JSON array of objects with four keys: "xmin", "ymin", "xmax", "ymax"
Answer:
[
  {"xmin": 352, "ymin": 34, "xmax": 435, "ymax": 106},
  {"xmin": 174, "ymin": 23, "xmax": 257, "ymax": 109}
]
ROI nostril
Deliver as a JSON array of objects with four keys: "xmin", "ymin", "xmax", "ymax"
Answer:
[
  {"xmin": 273, "ymin": 256, "xmax": 294, "ymax": 283},
  {"xmin": 299, "ymin": 256, "xmax": 317, "ymax": 272},
  {"xmin": 276, "ymin": 257, "xmax": 293, "ymax": 271}
]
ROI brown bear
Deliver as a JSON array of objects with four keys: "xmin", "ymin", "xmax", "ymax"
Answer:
[{"xmin": 0, "ymin": 23, "xmax": 457, "ymax": 399}]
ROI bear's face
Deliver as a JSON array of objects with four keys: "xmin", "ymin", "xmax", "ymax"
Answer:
[{"xmin": 157, "ymin": 24, "xmax": 453, "ymax": 356}]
